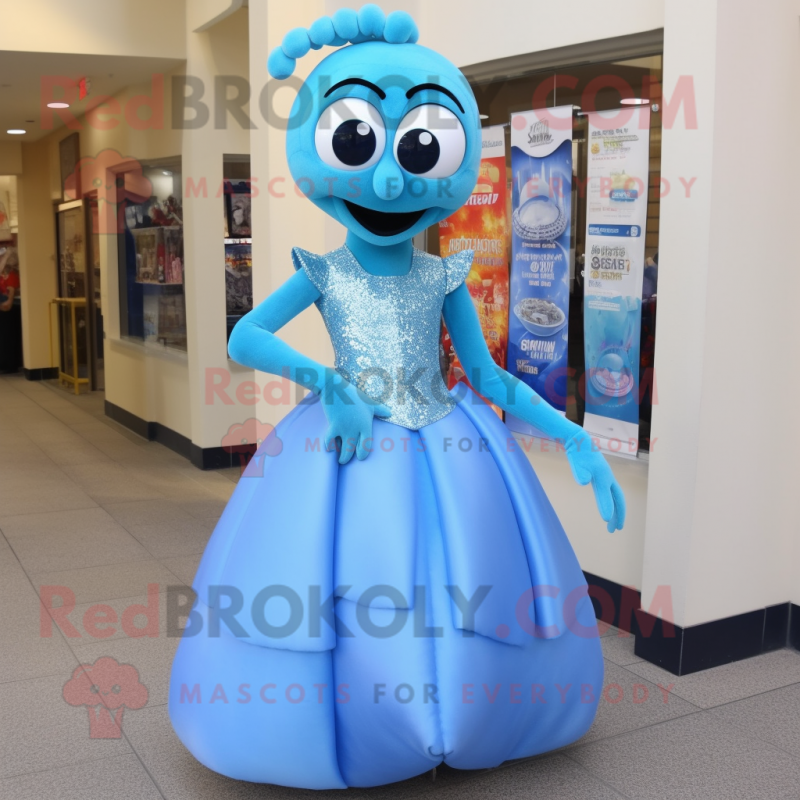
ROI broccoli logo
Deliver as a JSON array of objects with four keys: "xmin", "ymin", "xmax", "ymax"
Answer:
[
  {"xmin": 221, "ymin": 418, "xmax": 283, "ymax": 476},
  {"xmin": 62, "ymin": 657, "xmax": 148, "ymax": 738}
]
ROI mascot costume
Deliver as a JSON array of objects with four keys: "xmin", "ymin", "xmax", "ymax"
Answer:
[{"xmin": 169, "ymin": 5, "xmax": 625, "ymax": 789}]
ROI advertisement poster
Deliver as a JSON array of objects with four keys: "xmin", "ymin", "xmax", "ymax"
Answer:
[
  {"xmin": 439, "ymin": 125, "xmax": 509, "ymax": 418},
  {"xmin": 583, "ymin": 106, "xmax": 651, "ymax": 456},
  {"xmin": 506, "ymin": 105, "xmax": 573, "ymax": 437},
  {"xmin": 0, "ymin": 198, "xmax": 12, "ymax": 241}
]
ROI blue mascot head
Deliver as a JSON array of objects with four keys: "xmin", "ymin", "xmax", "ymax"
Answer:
[{"xmin": 268, "ymin": 5, "xmax": 481, "ymax": 246}]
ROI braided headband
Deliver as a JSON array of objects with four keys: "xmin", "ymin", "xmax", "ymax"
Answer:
[{"xmin": 267, "ymin": 4, "xmax": 419, "ymax": 80}]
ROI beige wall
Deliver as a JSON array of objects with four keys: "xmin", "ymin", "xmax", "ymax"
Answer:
[
  {"xmin": 422, "ymin": 0, "xmax": 664, "ymax": 68},
  {"xmin": 189, "ymin": 0, "xmax": 245, "ymax": 32},
  {"xmin": 246, "ymin": 0, "xmax": 334, "ymax": 439},
  {"xmin": 643, "ymin": 0, "xmax": 800, "ymax": 625},
  {"xmin": 16, "ymin": 138, "xmax": 58, "ymax": 372},
  {"xmin": 0, "ymin": 143, "xmax": 22, "ymax": 175},
  {"xmin": 0, "ymin": 1, "xmax": 185, "ymax": 60},
  {"xmin": 181, "ymin": 6, "xmax": 253, "ymax": 448}
]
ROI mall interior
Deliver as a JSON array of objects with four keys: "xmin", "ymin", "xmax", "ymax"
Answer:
[{"xmin": 0, "ymin": 0, "xmax": 799, "ymax": 798}]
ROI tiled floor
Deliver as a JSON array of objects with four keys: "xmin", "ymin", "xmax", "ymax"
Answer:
[{"xmin": 1, "ymin": 374, "xmax": 799, "ymax": 799}]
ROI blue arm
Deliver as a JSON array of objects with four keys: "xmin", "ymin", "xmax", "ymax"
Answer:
[
  {"xmin": 228, "ymin": 269, "xmax": 390, "ymax": 464},
  {"xmin": 443, "ymin": 282, "xmax": 626, "ymax": 532},
  {"xmin": 228, "ymin": 269, "xmax": 326, "ymax": 390}
]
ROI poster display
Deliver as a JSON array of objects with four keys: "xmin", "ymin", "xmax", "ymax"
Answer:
[
  {"xmin": 0, "ymin": 197, "xmax": 12, "ymax": 241},
  {"xmin": 506, "ymin": 105, "xmax": 574, "ymax": 437},
  {"xmin": 439, "ymin": 125, "xmax": 509, "ymax": 417},
  {"xmin": 583, "ymin": 107, "xmax": 650, "ymax": 455},
  {"xmin": 225, "ymin": 242, "xmax": 253, "ymax": 316}
]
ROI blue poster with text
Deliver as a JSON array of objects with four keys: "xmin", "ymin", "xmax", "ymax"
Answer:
[{"xmin": 506, "ymin": 106, "xmax": 573, "ymax": 438}]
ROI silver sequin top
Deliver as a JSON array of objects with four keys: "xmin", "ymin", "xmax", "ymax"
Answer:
[{"xmin": 292, "ymin": 245, "xmax": 474, "ymax": 431}]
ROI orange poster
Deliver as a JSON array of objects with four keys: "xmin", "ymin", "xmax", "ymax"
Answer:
[{"xmin": 440, "ymin": 126, "xmax": 509, "ymax": 417}]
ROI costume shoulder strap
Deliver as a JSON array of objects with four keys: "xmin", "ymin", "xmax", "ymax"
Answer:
[
  {"xmin": 291, "ymin": 247, "xmax": 329, "ymax": 294},
  {"xmin": 442, "ymin": 249, "xmax": 475, "ymax": 294}
]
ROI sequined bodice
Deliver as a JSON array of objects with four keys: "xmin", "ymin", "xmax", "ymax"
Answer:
[{"xmin": 293, "ymin": 245, "xmax": 471, "ymax": 430}]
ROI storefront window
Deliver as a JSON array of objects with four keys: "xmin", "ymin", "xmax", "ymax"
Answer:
[
  {"xmin": 118, "ymin": 157, "xmax": 186, "ymax": 351},
  {"xmin": 432, "ymin": 54, "xmax": 662, "ymax": 452}
]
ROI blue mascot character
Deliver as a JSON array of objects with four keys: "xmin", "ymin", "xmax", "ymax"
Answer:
[{"xmin": 169, "ymin": 5, "xmax": 625, "ymax": 789}]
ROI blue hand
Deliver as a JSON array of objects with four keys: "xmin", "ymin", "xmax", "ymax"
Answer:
[
  {"xmin": 565, "ymin": 432, "xmax": 626, "ymax": 532},
  {"xmin": 320, "ymin": 372, "xmax": 391, "ymax": 465},
  {"xmin": 443, "ymin": 281, "xmax": 627, "ymax": 532}
]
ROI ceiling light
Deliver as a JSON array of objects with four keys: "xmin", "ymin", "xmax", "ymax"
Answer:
[
  {"xmin": 162, "ymin": 170, "xmax": 173, "ymax": 176},
  {"xmin": 47, "ymin": 102, "xmax": 70, "ymax": 109},
  {"xmin": 620, "ymin": 98, "xmax": 649, "ymax": 105},
  {"xmin": 479, "ymin": 114, "xmax": 489, "ymax": 120},
  {"xmin": 6, "ymin": 129, "xmax": 26, "ymax": 135}
]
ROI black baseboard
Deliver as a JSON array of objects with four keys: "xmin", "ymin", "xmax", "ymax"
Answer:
[
  {"xmin": 105, "ymin": 400, "xmax": 193, "ymax": 464},
  {"xmin": 189, "ymin": 444, "xmax": 233, "ymax": 470},
  {"xmin": 632, "ymin": 602, "xmax": 799, "ymax": 676},
  {"xmin": 106, "ymin": 400, "xmax": 151, "ymax": 440},
  {"xmin": 105, "ymin": 400, "xmax": 261, "ymax": 471},
  {"xmin": 24, "ymin": 367, "xmax": 58, "ymax": 381},
  {"xmin": 583, "ymin": 572, "xmax": 800, "ymax": 676},
  {"xmin": 765, "ymin": 602, "xmax": 791, "ymax": 651},
  {"xmin": 583, "ymin": 571, "xmax": 641, "ymax": 633},
  {"xmin": 791, "ymin": 604, "xmax": 800, "ymax": 651}
]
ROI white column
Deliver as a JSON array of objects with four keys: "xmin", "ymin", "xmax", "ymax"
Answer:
[
  {"xmin": 643, "ymin": 0, "xmax": 800, "ymax": 626},
  {"xmin": 181, "ymin": 6, "xmax": 254, "ymax": 451},
  {"xmin": 248, "ymin": 0, "xmax": 333, "ymax": 430}
]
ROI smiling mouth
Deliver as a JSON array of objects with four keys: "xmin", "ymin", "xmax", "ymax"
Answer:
[{"xmin": 343, "ymin": 200, "xmax": 427, "ymax": 237}]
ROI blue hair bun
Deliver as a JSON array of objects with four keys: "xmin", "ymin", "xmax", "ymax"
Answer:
[
  {"xmin": 331, "ymin": 8, "xmax": 360, "ymax": 40},
  {"xmin": 308, "ymin": 17, "xmax": 336, "ymax": 47},
  {"xmin": 357, "ymin": 4, "xmax": 385, "ymax": 38},
  {"xmin": 281, "ymin": 27, "xmax": 311, "ymax": 59},
  {"xmin": 384, "ymin": 10, "xmax": 418, "ymax": 44},
  {"xmin": 267, "ymin": 4, "xmax": 420, "ymax": 79},
  {"xmin": 267, "ymin": 47, "xmax": 296, "ymax": 81}
]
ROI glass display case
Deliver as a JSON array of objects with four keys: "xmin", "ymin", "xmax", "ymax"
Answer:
[{"xmin": 117, "ymin": 157, "xmax": 187, "ymax": 350}]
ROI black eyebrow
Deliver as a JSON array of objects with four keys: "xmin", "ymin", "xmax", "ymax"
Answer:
[
  {"xmin": 324, "ymin": 78, "xmax": 386, "ymax": 100},
  {"xmin": 406, "ymin": 83, "xmax": 465, "ymax": 114}
]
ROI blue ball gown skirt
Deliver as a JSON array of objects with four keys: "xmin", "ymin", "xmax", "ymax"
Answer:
[{"xmin": 169, "ymin": 387, "xmax": 603, "ymax": 789}]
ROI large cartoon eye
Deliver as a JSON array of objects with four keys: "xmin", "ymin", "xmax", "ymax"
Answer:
[
  {"xmin": 394, "ymin": 104, "xmax": 466, "ymax": 178},
  {"xmin": 315, "ymin": 98, "xmax": 386, "ymax": 171}
]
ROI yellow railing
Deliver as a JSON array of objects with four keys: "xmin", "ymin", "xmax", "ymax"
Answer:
[{"xmin": 49, "ymin": 297, "xmax": 89, "ymax": 396}]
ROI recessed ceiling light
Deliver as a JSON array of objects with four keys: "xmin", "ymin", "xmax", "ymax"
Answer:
[
  {"xmin": 7, "ymin": 129, "xmax": 26, "ymax": 135},
  {"xmin": 47, "ymin": 102, "xmax": 70, "ymax": 109},
  {"xmin": 620, "ymin": 98, "xmax": 650, "ymax": 105},
  {"xmin": 479, "ymin": 114, "xmax": 489, "ymax": 120}
]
